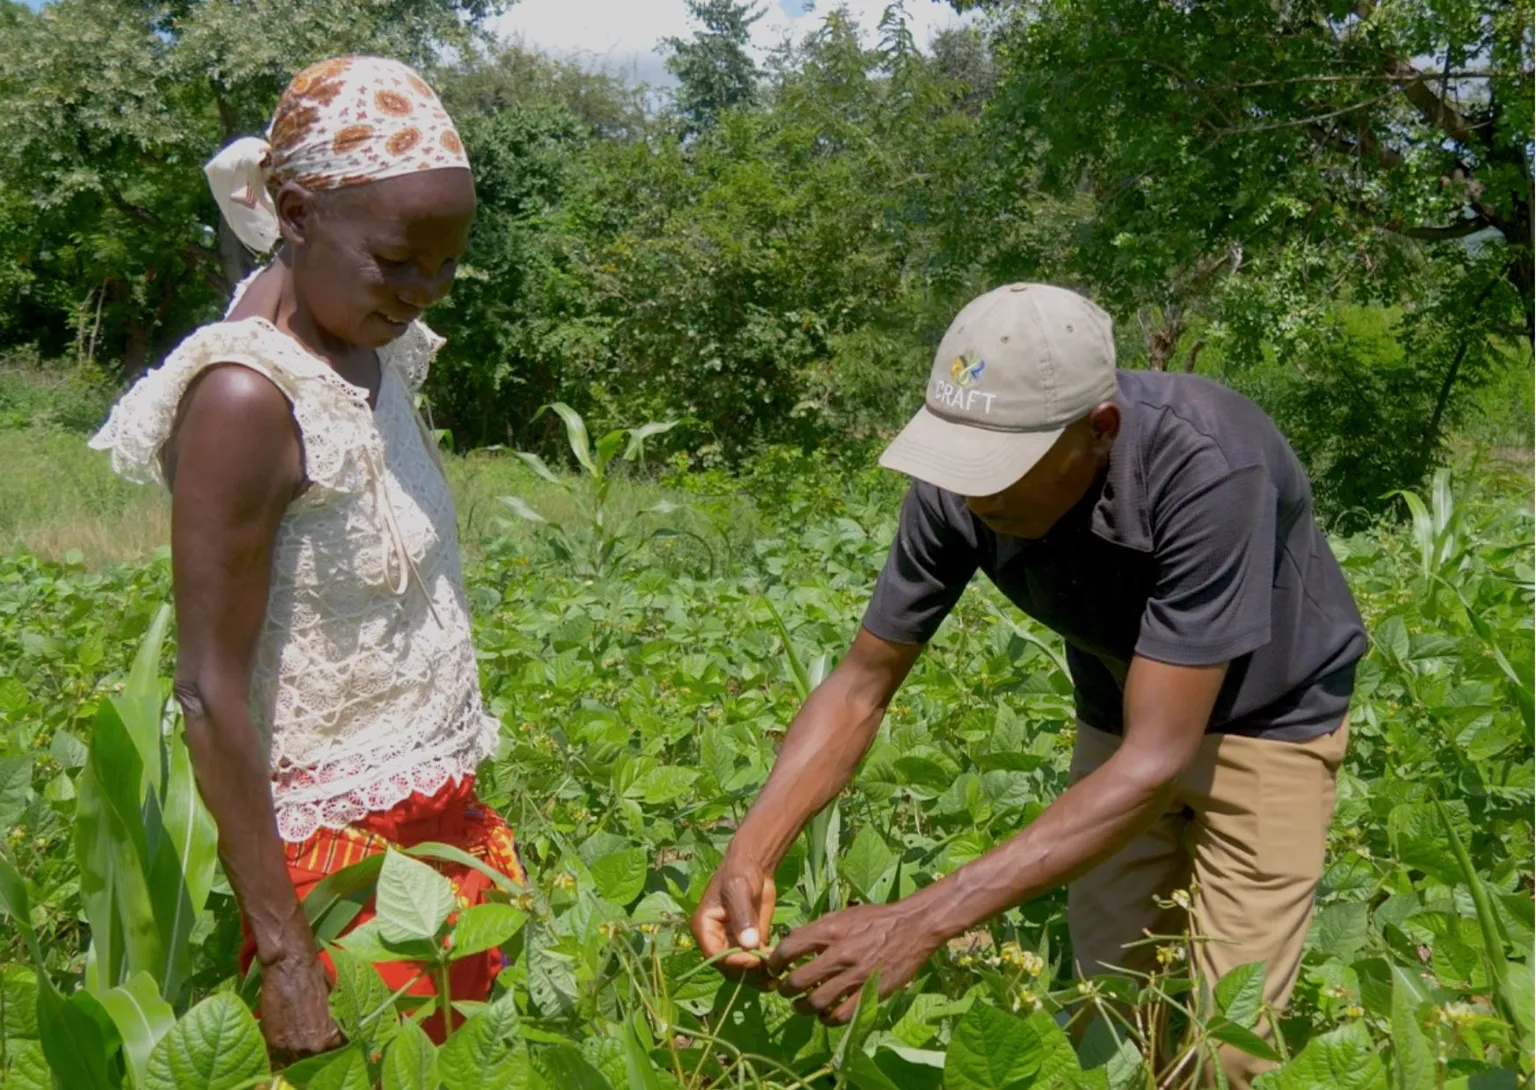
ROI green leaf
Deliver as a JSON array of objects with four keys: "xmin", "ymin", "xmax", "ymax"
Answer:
[
  {"xmin": 406, "ymin": 842, "xmax": 525, "ymax": 896},
  {"xmin": 1390, "ymin": 967, "xmax": 1434, "ymax": 1090},
  {"xmin": 6, "ymin": 1039, "xmax": 51, "ymax": 1090},
  {"xmin": 1311, "ymin": 902, "xmax": 1371, "ymax": 962},
  {"xmin": 545, "ymin": 403, "xmax": 598, "ymax": 477},
  {"xmin": 841, "ymin": 825, "xmax": 897, "ymax": 904},
  {"xmin": 1250, "ymin": 1022, "xmax": 1386, "ymax": 1090},
  {"xmin": 158, "ymin": 729, "xmax": 218, "ymax": 985},
  {"xmin": 0, "ymin": 755, "xmax": 32, "ymax": 825},
  {"xmin": 832, "ymin": 971, "xmax": 883, "ymax": 1075},
  {"xmin": 1434, "ymin": 799, "xmax": 1532, "ymax": 1049},
  {"xmin": 98, "ymin": 971, "xmax": 176, "ymax": 1090},
  {"xmin": 944, "ymin": 1002, "xmax": 1041, "ymax": 1090},
  {"xmin": 844, "ymin": 1050, "xmax": 904, "ymax": 1090},
  {"xmin": 37, "ymin": 983, "xmax": 121, "ymax": 1090},
  {"xmin": 144, "ymin": 992, "xmax": 270, "ymax": 1090},
  {"xmin": 0, "ymin": 850, "xmax": 42, "ymax": 967},
  {"xmin": 74, "ymin": 699, "xmax": 163, "ymax": 991},
  {"xmin": 1388, "ymin": 802, "xmax": 1471, "ymax": 886},
  {"xmin": 595, "ymin": 428, "xmax": 627, "ymax": 474},
  {"xmin": 382, "ymin": 1018, "xmax": 440, "ymax": 1090},
  {"xmin": 117, "ymin": 602, "xmax": 172, "ymax": 790},
  {"xmin": 534, "ymin": 1044, "xmax": 613, "ymax": 1090},
  {"xmin": 375, "ymin": 848, "xmax": 457, "ymax": 945},
  {"xmin": 620, "ymin": 1017, "xmax": 663, "ymax": 1090},
  {"xmin": 497, "ymin": 494, "xmax": 548, "ymax": 524},
  {"xmin": 449, "ymin": 903, "xmax": 526, "ymax": 960},
  {"xmin": 310, "ymin": 1045, "xmax": 373, "ymax": 1090},
  {"xmin": 328, "ymin": 946, "xmax": 401, "ymax": 1055},
  {"xmin": 1214, "ymin": 961, "xmax": 1267, "ymax": 1028},
  {"xmin": 437, "ymin": 998, "xmax": 523, "ymax": 1090},
  {"xmin": 589, "ymin": 848, "xmax": 648, "ymax": 906},
  {"xmin": 622, "ymin": 419, "xmax": 680, "ymax": 462},
  {"xmin": 525, "ymin": 922, "xmax": 578, "ymax": 1018},
  {"xmin": 511, "ymin": 449, "xmax": 563, "ymax": 486},
  {"xmin": 1204, "ymin": 1018, "xmax": 1280, "ymax": 1062}
]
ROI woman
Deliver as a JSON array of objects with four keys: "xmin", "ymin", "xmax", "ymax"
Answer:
[{"xmin": 89, "ymin": 56, "xmax": 521, "ymax": 1057}]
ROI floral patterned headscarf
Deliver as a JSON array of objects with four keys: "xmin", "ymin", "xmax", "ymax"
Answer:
[{"xmin": 205, "ymin": 56, "xmax": 471, "ymax": 256}]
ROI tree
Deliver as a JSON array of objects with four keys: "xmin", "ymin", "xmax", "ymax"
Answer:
[
  {"xmin": 0, "ymin": 0, "xmax": 506, "ymax": 375},
  {"xmin": 952, "ymin": 0, "xmax": 1531, "ymax": 506},
  {"xmin": 662, "ymin": 0, "xmax": 766, "ymax": 135}
]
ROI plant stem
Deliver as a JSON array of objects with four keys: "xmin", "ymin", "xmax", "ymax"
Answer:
[{"xmin": 437, "ymin": 956, "xmax": 455, "ymax": 1037}]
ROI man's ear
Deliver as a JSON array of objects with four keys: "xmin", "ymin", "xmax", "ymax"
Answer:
[
  {"xmin": 1088, "ymin": 401, "xmax": 1121, "ymax": 453},
  {"xmin": 274, "ymin": 181, "xmax": 316, "ymax": 248}
]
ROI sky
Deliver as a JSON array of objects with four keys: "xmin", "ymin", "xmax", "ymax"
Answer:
[{"xmin": 492, "ymin": 0, "xmax": 972, "ymax": 88}]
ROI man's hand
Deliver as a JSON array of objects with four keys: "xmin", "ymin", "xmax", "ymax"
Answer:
[
  {"xmin": 259, "ymin": 950, "xmax": 345, "ymax": 1063},
  {"xmin": 691, "ymin": 857, "xmax": 777, "ymax": 987},
  {"xmin": 769, "ymin": 901, "xmax": 942, "ymax": 1025}
]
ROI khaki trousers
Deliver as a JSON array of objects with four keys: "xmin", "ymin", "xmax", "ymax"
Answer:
[{"xmin": 1067, "ymin": 717, "xmax": 1349, "ymax": 1089}]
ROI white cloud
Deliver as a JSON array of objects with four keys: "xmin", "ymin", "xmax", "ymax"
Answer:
[{"xmin": 491, "ymin": 0, "xmax": 971, "ymax": 88}]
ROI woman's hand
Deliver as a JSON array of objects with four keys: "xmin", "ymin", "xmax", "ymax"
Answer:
[{"xmin": 259, "ymin": 949, "xmax": 345, "ymax": 1063}]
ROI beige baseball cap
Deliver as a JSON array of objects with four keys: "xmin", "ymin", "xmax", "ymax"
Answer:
[{"xmin": 879, "ymin": 282, "xmax": 1118, "ymax": 496}]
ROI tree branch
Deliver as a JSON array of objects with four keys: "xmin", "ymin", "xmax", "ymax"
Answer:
[
  {"xmin": 1397, "ymin": 218, "xmax": 1492, "ymax": 241},
  {"xmin": 1385, "ymin": 54, "xmax": 1488, "ymax": 148}
]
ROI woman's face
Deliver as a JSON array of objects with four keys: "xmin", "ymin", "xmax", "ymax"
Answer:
[{"xmin": 278, "ymin": 168, "xmax": 476, "ymax": 349}]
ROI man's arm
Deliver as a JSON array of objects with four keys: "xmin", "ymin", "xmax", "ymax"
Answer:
[
  {"xmin": 770, "ymin": 655, "xmax": 1226, "ymax": 1021},
  {"xmin": 691, "ymin": 628, "xmax": 922, "ymax": 974}
]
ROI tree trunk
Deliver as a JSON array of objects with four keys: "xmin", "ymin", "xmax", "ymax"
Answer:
[{"xmin": 1146, "ymin": 305, "xmax": 1184, "ymax": 371}]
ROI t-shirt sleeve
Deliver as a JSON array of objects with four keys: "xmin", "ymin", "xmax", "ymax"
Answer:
[
  {"xmin": 861, "ymin": 483, "xmax": 979, "ymax": 646},
  {"xmin": 1136, "ymin": 463, "xmax": 1275, "ymax": 665}
]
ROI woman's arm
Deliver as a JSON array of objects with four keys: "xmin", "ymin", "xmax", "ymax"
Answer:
[{"xmin": 167, "ymin": 362, "xmax": 342, "ymax": 1059}]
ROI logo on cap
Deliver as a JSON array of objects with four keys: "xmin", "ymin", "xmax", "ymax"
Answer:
[{"xmin": 949, "ymin": 351, "xmax": 985, "ymax": 387}]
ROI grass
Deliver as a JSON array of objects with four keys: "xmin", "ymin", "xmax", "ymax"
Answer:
[{"xmin": 0, "ymin": 425, "xmax": 757, "ymax": 568}]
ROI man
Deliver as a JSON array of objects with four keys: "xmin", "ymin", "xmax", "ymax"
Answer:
[{"xmin": 691, "ymin": 283, "xmax": 1366, "ymax": 1088}]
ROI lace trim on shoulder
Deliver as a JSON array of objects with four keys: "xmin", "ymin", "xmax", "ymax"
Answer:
[{"xmin": 88, "ymin": 319, "xmax": 373, "ymax": 495}]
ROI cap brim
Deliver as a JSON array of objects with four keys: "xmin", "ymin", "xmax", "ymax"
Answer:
[{"xmin": 878, "ymin": 407, "xmax": 1063, "ymax": 496}]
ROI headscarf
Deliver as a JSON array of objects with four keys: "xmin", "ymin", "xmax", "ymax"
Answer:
[{"xmin": 205, "ymin": 55, "xmax": 471, "ymax": 255}]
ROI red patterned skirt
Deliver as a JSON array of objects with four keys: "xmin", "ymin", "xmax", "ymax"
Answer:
[{"xmin": 239, "ymin": 776, "xmax": 525, "ymax": 1043}]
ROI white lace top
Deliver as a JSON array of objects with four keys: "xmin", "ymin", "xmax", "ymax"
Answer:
[{"xmin": 89, "ymin": 298, "xmax": 499, "ymax": 842}]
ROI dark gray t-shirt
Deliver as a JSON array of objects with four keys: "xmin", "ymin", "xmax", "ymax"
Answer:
[{"xmin": 862, "ymin": 371, "xmax": 1366, "ymax": 741}]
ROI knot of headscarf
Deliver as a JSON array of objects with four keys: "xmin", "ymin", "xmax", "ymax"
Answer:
[{"xmin": 204, "ymin": 55, "xmax": 470, "ymax": 255}]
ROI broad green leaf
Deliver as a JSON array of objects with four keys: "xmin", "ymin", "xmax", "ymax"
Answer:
[
  {"xmin": 1388, "ymin": 801, "xmax": 1471, "ymax": 886},
  {"xmin": 944, "ymin": 1001, "xmax": 1041, "ymax": 1090},
  {"xmin": 144, "ymin": 992, "xmax": 269, "ymax": 1090},
  {"xmin": 526, "ymin": 922, "xmax": 579, "ymax": 1018},
  {"xmin": 0, "ymin": 850, "xmax": 43, "ymax": 968},
  {"xmin": 328, "ymin": 946, "xmax": 401, "ymax": 1055},
  {"xmin": 3, "ymin": 964, "xmax": 39, "ymax": 1040},
  {"xmin": 437, "ymin": 999, "xmax": 524, "ymax": 1090},
  {"xmin": 376, "ymin": 848, "xmax": 457, "ymax": 944},
  {"xmin": 1250, "ymin": 1022, "xmax": 1386, "ymax": 1090},
  {"xmin": 589, "ymin": 848, "xmax": 648, "ymax": 905},
  {"xmin": 595, "ymin": 428, "xmax": 627, "ymax": 474},
  {"xmin": 382, "ymin": 1018, "xmax": 440, "ymax": 1090},
  {"xmin": 0, "ymin": 755, "xmax": 31, "ymax": 825},
  {"xmin": 534, "ymin": 1044, "xmax": 613, "ymax": 1090},
  {"xmin": 98, "ymin": 971, "xmax": 176, "ymax": 1090},
  {"xmin": 302, "ymin": 854, "xmax": 385, "ymax": 936},
  {"xmin": 841, "ymin": 825, "xmax": 897, "ymax": 904},
  {"xmin": 406, "ymin": 843, "xmax": 524, "ymax": 896},
  {"xmin": 1215, "ymin": 961, "xmax": 1267, "ymax": 1028},
  {"xmin": 449, "ymin": 903, "xmax": 526, "ymax": 960},
  {"xmin": 309, "ymin": 1045, "xmax": 372, "ymax": 1090},
  {"xmin": 1390, "ymin": 966, "xmax": 1434, "ymax": 1090},
  {"xmin": 6, "ymin": 1040, "xmax": 51, "ymax": 1090},
  {"xmin": 1311, "ymin": 901, "xmax": 1371, "ymax": 962}
]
